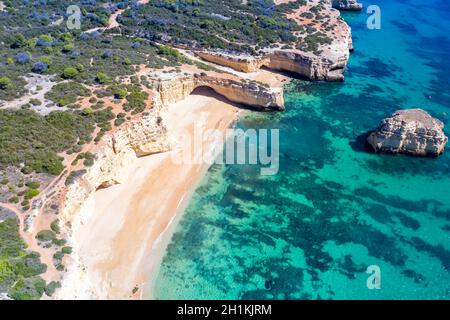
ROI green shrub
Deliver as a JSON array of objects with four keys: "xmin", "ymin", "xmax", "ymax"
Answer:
[
  {"xmin": 82, "ymin": 108, "xmax": 93, "ymax": 116},
  {"xmin": 8, "ymin": 276, "xmax": 46, "ymax": 300},
  {"xmin": 25, "ymin": 181, "xmax": 40, "ymax": 189},
  {"xmin": 52, "ymin": 238, "xmax": 67, "ymax": 246},
  {"xmin": 96, "ymin": 72, "xmax": 111, "ymax": 84},
  {"xmin": 53, "ymin": 251, "xmax": 64, "ymax": 261},
  {"xmin": 62, "ymin": 67, "xmax": 79, "ymax": 79},
  {"xmin": 61, "ymin": 247, "xmax": 72, "ymax": 255},
  {"xmin": 45, "ymin": 82, "xmax": 90, "ymax": 106},
  {"xmin": 35, "ymin": 230, "xmax": 56, "ymax": 242},
  {"xmin": 114, "ymin": 118, "xmax": 126, "ymax": 126},
  {"xmin": 0, "ymin": 76, "xmax": 12, "ymax": 90},
  {"xmin": 62, "ymin": 43, "xmax": 74, "ymax": 53},
  {"xmin": 75, "ymin": 63, "xmax": 85, "ymax": 72},
  {"xmin": 0, "ymin": 109, "xmax": 95, "ymax": 175},
  {"xmin": 114, "ymin": 87, "xmax": 128, "ymax": 99},
  {"xmin": 38, "ymin": 34, "xmax": 53, "ymax": 43},
  {"xmin": 124, "ymin": 87, "xmax": 148, "ymax": 114},
  {"xmin": 40, "ymin": 56, "xmax": 52, "ymax": 66},
  {"xmin": 29, "ymin": 99, "xmax": 42, "ymax": 106},
  {"xmin": 8, "ymin": 196, "xmax": 19, "ymax": 204},
  {"xmin": 43, "ymin": 47, "xmax": 53, "ymax": 54},
  {"xmin": 0, "ymin": 219, "xmax": 47, "ymax": 300},
  {"xmin": 24, "ymin": 188, "xmax": 39, "ymax": 200},
  {"xmin": 44, "ymin": 281, "xmax": 61, "ymax": 297},
  {"xmin": 158, "ymin": 45, "xmax": 181, "ymax": 59},
  {"xmin": 83, "ymin": 152, "xmax": 95, "ymax": 167},
  {"xmin": 50, "ymin": 219, "xmax": 60, "ymax": 234},
  {"xmin": 10, "ymin": 34, "xmax": 28, "ymax": 49},
  {"xmin": 123, "ymin": 57, "xmax": 132, "ymax": 65}
]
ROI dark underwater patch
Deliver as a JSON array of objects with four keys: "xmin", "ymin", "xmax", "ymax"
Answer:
[
  {"xmin": 350, "ymin": 57, "xmax": 401, "ymax": 79},
  {"xmin": 238, "ymin": 258, "xmax": 306, "ymax": 300},
  {"xmin": 353, "ymin": 187, "xmax": 442, "ymax": 213},
  {"xmin": 335, "ymin": 254, "xmax": 367, "ymax": 280},
  {"xmin": 361, "ymin": 153, "xmax": 450, "ymax": 178},
  {"xmin": 393, "ymin": 211, "xmax": 421, "ymax": 231},
  {"xmin": 349, "ymin": 131, "xmax": 375, "ymax": 154},
  {"xmin": 391, "ymin": 20, "xmax": 418, "ymax": 35},
  {"xmin": 409, "ymin": 237, "xmax": 450, "ymax": 271},
  {"xmin": 413, "ymin": 35, "xmax": 450, "ymax": 108},
  {"xmin": 402, "ymin": 269, "xmax": 426, "ymax": 284}
]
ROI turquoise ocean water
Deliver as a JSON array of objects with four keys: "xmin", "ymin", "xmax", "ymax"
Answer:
[{"xmin": 153, "ymin": 0, "xmax": 450, "ymax": 299}]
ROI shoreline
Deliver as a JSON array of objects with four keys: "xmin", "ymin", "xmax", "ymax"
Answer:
[{"xmin": 57, "ymin": 89, "xmax": 241, "ymax": 299}]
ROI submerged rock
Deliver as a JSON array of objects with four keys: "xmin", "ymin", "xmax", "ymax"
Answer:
[{"xmin": 367, "ymin": 109, "xmax": 448, "ymax": 157}]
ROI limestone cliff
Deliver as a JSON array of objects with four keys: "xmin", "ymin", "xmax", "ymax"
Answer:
[
  {"xmin": 196, "ymin": 52, "xmax": 267, "ymax": 73},
  {"xmin": 59, "ymin": 70, "xmax": 284, "ymax": 230},
  {"xmin": 368, "ymin": 109, "xmax": 448, "ymax": 157},
  {"xmin": 331, "ymin": 0, "xmax": 363, "ymax": 11},
  {"xmin": 266, "ymin": 49, "xmax": 349, "ymax": 82},
  {"xmin": 156, "ymin": 74, "xmax": 285, "ymax": 111},
  {"xmin": 60, "ymin": 106, "xmax": 170, "ymax": 230},
  {"xmin": 196, "ymin": 1, "xmax": 353, "ymax": 81}
]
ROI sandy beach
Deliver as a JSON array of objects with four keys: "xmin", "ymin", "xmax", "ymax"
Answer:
[{"xmin": 57, "ymin": 89, "xmax": 240, "ymax": 299}]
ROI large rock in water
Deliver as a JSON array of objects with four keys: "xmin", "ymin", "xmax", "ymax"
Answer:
[
  {"xmin": 331, "ymin": 0, "xmax": 363, "ymax": 11},
  {"xmin": 367, "ymin": 109, "xmax": 448, "ymax": 156}
]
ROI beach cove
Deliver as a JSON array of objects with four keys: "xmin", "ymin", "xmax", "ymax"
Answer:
[
  {"xmin": 56, "ymin": 90, "xmax": 241, "ymax": 299},
  {"xmin": 152, "ymin": 0, "xmax": 450, "ymax": 300}
]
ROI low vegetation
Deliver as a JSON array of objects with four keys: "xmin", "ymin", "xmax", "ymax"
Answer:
[
  {"xmin": 0, "ymin": 109, "xmax": 95, "ymax": 175},
  {"xmin": 120, "ymin": 0, "xmax": 306, "ymax": 54},
  {"xmin": 45, "ymin": 82, "xmax": 90, "ymax": 107},
  {"xmin": 0, "ymin": 219, "xmax": 47, "ymax": 300}
]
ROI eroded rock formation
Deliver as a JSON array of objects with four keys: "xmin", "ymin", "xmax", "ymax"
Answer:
[
  {"xmin": 156, "ymin": 74, "xmax": 285, "ymax": 111},
  {"xmin": 331, "ymin": 0, "xmax": 363, "ymax": 11},
  {"xmin": 58, "ymin": 69, "xmax": 284, "ymax": 230},
  {"xmin": 196, "ymin": 0, "xmax": 354, "ymax": 81},
  {"xmin": 368, "ymin": 109, "xmax": 448, "ymax": 157},
  {"xmin": 60, "ymin": 107, "xmax": 170, "ymax": 230}
]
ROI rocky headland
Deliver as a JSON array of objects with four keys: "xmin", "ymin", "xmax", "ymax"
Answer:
[
  {"xmin": 367, "ymin": 109, "xmax": 448, "ymax": 157},
  {"xmin": 194, "ymin": 0, "xmax": 356, "ymax": 81}
]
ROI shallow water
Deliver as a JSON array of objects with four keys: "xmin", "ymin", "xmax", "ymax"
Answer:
[{"xmin": 153, "ymin": 0, "xmax": 450, "ymax": 299}]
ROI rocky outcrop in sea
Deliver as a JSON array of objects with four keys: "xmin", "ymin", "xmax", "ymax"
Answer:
[
  {"xmin": 331, "ymin": 0, "xmax": 363, "ymax": 11},
  {"xmin": 368, "ymin": 109, "xmax": 448, "ymax": 156}
]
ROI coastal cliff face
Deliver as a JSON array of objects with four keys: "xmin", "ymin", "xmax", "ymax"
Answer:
[
  {"xmin": 331, "ymin": 0, "xmax": 363, "ymax": 11},
  {"xmin": 196, "ymin": 1, "xmax": 353, "ymax": 82},
  {"xmin": 198, "ymin": 49, "xmax": 349, "ymax": 82},
  {"xmin": 60, "ymin": 107, "xmax": 170, "ymax": 231},
  {"xmin": 368, "ymin": 109, "xmax": 448, "ymax": 157},
  {"xmin": 266, "ymin": 49, "xmax": 349, "ymax": 82},
  {"xmin": 156, "ymin": 74, "xmax": 285, "ymax": 111},
  {"xmin": 196, "ymin": 52, "xmax": 267, "ymax": 73},
  {"xmin": 57, "ymin": 70, "xmax": 284, "ymax": 284},
  {"xmin": 61, "ymin": 70, "xmax": 283, "ymax": 226}
]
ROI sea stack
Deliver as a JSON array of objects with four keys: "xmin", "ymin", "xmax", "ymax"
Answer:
[{"xmin": 367, "ymin": 109, "xmax": 448, "ymax": 157}]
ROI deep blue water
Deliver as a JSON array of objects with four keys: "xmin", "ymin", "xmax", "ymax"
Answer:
[{"xmin": 153, "ymin": 0, "xmax": 450, "ymax": 299}]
